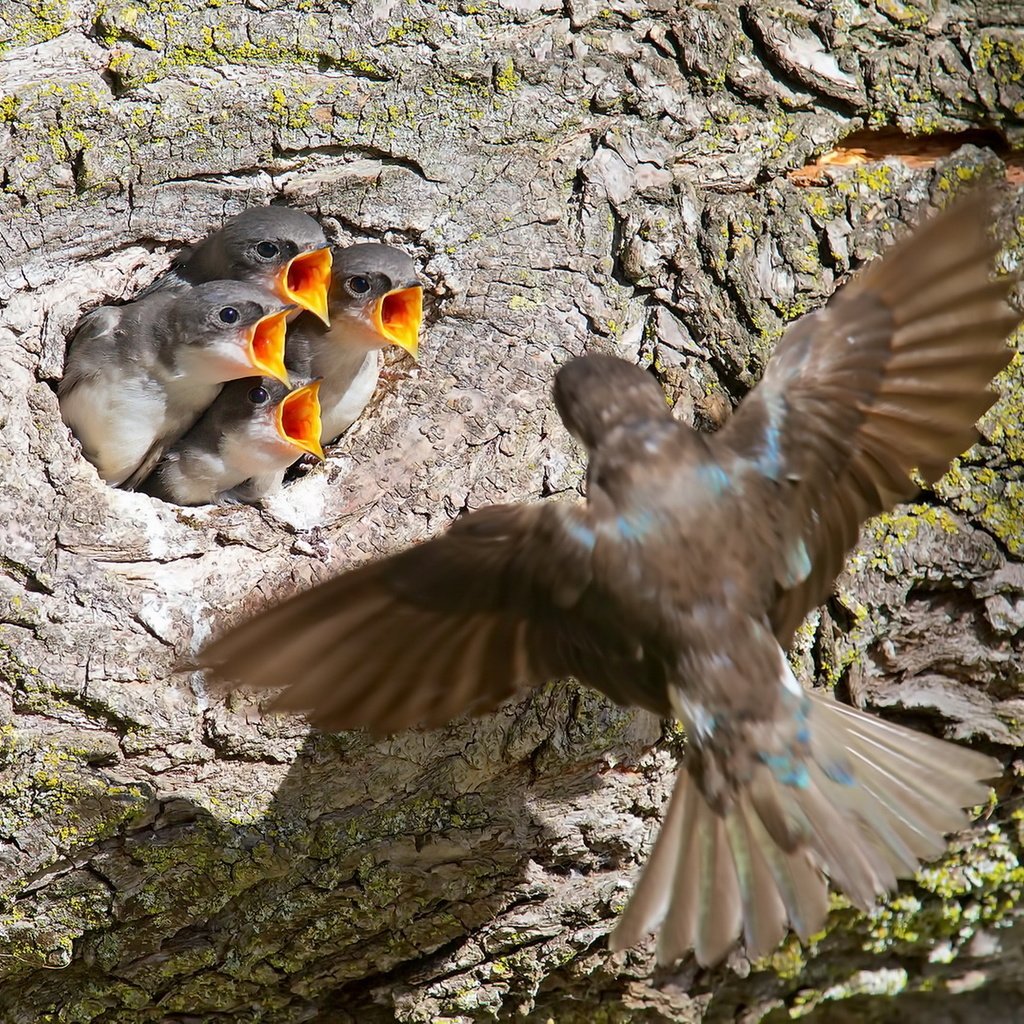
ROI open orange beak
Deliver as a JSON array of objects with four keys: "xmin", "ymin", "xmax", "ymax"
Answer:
[
  {"xmin": 373, "ymin": 285, "xmax": 422, "ymax": 358},
  {"xmin": 276, "ymin": 380, "xmax": 324, "ymax": 460},
  {"xmin": 246, "ymin": 310, "xmax": 291, "ymax": 386},
  {"xmin": 277, "ymin": 247, "xmax": 333, "ymax": 326}
]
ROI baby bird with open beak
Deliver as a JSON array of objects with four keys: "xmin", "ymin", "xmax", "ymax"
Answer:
[
  {"xmin": 142, "ymin": 377, "xmax": 324, "ymax": 506},
  {"xmin": 140, "ymin": 206, "xmax": 333, "ymax": 326},
  {"xmin": 286, "ymin": 243, "xmax": 423, "ymax": 445},
  {"xmin": 59, "ymin": 282, "xmax": 292, "ymax": 488}
]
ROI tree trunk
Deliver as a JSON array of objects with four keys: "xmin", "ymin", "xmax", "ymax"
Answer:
[{"xmin": 2, "ymin": 1, "xmax": 1024, "ymax": 1021}]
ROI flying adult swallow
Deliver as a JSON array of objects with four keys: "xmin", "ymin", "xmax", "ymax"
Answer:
[{"xmin": 196, "ymin": 191, "xmax": 1016, "ymax": 966}]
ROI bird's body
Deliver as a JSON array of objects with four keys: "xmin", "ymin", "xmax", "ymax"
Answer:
[
  {"xmin": 287, "ymin": 331, "xmax": 380, "ymax": 444},
  {"xmin": 287, "ymin": 242, "xmax": 422, "ymax": 445},
  {"xmin": 60, "ymin": 283, "xmax": 292, "ymax": 487},
  {"xmin": 140, "ymin": 206, "xmax": 332, "ymax": 325},
  {"xmin": 197, "ymin": 191, "xmax": 1016, "ymax": 966},
  {"xmin": 143, "ymin": 377, "xmax": 324, "ymax": 506},
  {"xmin": 58, "ymin": 306, "xmax": 203, "ymax": 488}
]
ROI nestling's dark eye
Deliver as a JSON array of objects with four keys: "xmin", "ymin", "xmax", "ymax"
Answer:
[
  {"xmin": 347, "ymin": 275, "xmax": 371, "ymax": 294},
  {"xmin": 219, "ymin": 306, "xmax": 240, "ymax": 324},
  {"xmin": 256, "ymin": 241, "xmax": 280, "ymax": 260},
  {"xmin": 247, "ymin": 386, "xmax": 270, "ymax": 405}
]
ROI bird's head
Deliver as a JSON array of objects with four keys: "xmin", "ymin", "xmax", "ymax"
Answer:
[
  {"xmin": 328, "ymin": 243, "xmax": 423, "ymax": 358},
  {"xmin": 171, "ymin": 282, "xmax": 293, "ymax": 387},
  {"xmin": 216, "ymin": 207, "xmax": 333, "ymax": 326},
  {"xmin": 553, "ymin": 354, "xmax": 672, "ymax": 450},
  {"xmin": 232, "ymin": 377, "xmax": 325, "ymax": 461}
]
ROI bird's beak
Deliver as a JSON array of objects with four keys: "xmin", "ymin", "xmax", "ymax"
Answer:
[
  {"xmin": 276, "ymin": 379, "xmax": 325, "ymax": 460},
  {"xmin": 246, "ymin": 309, "xmax": 292, "ymax": 386},
  {"xmin": 373, "ymin": 283, "xmax": 422, "ymax": 359},
  {"xmin": 278, "ymin": 247, "xmax": 333, "ymax": 327}
]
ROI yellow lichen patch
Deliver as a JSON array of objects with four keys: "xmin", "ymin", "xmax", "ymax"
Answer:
[
  {"xmin": 494, "ymin": 58, "xmax": 519, "ymax": 94},
  {"xmin": 862, "ymin": 818, "xmax": 1024, "ymax": 957},
  {"xmin": 934, "ymin": 162, "xmax": 988, "ymax": 194},
  {"xmin": 873, "ymin": 0, "xmax": 930, "ymax": 27},
  {"xmin": 939, "ymin": 460, "xmax": 1024, "ymax": 555},
  {"xmin": 975, "ymin": 32, "xmax": 1024, "ymax": 88},
  {"xmin": 801, "ymin": 189, "xmax": 846, "ymax": 222},
  {"xmin": 835, "ymin": 161, "xmax": 896, "ymax": 196},
  {"xmin": 848, "ymin": 503, "xmax": 962, "ymax": 576},
  {"xmin": 0, "ymin": 743, "xmax": 148, "ymax": 864},
  {"xmin": 267, "ymin": 85, "xmax": 316, "ymax": 131},
  {"xmin": 974, "ymin": 350, "xmax": 1024, "ymax": 462},
  {"xmin": 755, "ymin": 933, "xmax": 809, "ymax": 980},
  {"xmin": 0, "ymin": 0, "xmax": 69, "ymax": 57}
]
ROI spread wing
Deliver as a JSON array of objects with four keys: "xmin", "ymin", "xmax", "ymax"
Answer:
[
  {"xmin": 195, "ymin": 502, "xmax": 623, "ymax": 733},
  {"xmin": 714, "ymin": 190, "xmax": 1020, "ymax": 646}
]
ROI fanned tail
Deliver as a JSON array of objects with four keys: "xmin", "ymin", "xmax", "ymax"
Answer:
[{"xmin": 610, "ymin": 691, "xmax": 1000, "ymax": 967}]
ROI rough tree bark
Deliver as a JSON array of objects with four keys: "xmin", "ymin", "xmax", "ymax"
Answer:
[{"xmin": 2, "ymin": 1, "xmax": 1024, "ymax": 1021}]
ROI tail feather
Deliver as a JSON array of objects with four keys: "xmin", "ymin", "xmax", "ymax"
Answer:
[
  {"xmin": 748, "ymin": 809, "xmax": 828, "ymax": 943},
  {"xmin": 610, "ymin": 766, "xmax": 690, "ymax": 955},
  {"xmin": 727, "ymin": 800, "xmax": 787, "ymax": 957},
  {"xmin": 819, "ymin": 774, "xmax": 926, "ymax": 875},
  {"xmin": 818, "ymin": 707, "xmax": 995, "ymax": 824},
  {"xmin": 651, "ymin": 770, "xmax": 700, "ymax": 962},
  {"xmin": 790, "ymin": 764, "xmax": 897, "ymax": 908},
  {"xmin": 747, "ymin": 766, "xmax": 806, "ymax": 851},
  {"xmin": 611, "ymin": 691, "xmax": 999, "ymax": 967},
  {"xmin": 695, "ymin": 810, "xmax": 742, "ymax": 966},
  {"xmin": 832, "ymin": 743, "xmax": 968, "ymax": 843}
]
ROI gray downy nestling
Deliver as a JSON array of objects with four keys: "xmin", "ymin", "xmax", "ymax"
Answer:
[
  {"xmin": 141, "ymin": 377, "xmax": 325, "ymax": 506},
  {"xmin": 195, "ymin": 191, "xmax": 1016, "ymax": 967},
  {"xmin": 60, "ymin": 282, "xmax": 292, "ymax": 489},
  {"xmin": 139, "ymin": 206, "xmax": 333, "ymax": 325},
  {"xmin": 286, "ymin": 242, "xmax": 422, "ymax": 446}
]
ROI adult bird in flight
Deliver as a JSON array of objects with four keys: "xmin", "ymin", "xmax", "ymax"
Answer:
[{"xmin": 196, "ymin": 190, "xmax": 1017, "ymax": 967}]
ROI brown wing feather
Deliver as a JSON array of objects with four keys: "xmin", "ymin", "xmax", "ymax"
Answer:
[
  {"xmin": 196, "ymin": 502, "xmax": 602, "ymax": 733},
  {"xmin": 715, "ymin": 189, "xmax": 1020, "ymax": 646}
]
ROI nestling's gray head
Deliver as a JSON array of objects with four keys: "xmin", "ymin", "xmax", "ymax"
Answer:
[
  {"xmin": 167, "ymin": 281, "xmax": 287, "ymax": 340},
  {"xmin": 324, "ymin": 243, "xmax": 423, "ymax": 356},
  {"xmin": 213, "ymin": 207, "xmax": 328, "ymax": 281},
  {"xmin": 330, "ymin": 243, "xmax": 420, "ymax": 307},
  {"xmin": 165, "ymin": 281, "xmax": 292, "ymax": 385}
]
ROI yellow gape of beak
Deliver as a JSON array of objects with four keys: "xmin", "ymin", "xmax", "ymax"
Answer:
[
  {"xmin": 279, "ymin": 247, "xmax": 333, "ymax": 326},
  {"xmin": 276, "ymin": 379, "xmax": 325, "ymax": 460},
  {"xmin": 373, "ymin": 285, "xmax": 423, "ymax": 358},
  {"xmin": 248, "ymin": 310, "xmax": 291, "ymax": 386}
]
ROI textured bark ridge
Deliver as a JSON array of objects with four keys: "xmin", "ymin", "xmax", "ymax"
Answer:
[{"xmin": 2, "ymin": 2, "xmax": 1024, "ymax": 1021}]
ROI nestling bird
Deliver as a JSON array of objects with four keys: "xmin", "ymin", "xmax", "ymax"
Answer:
[
  {"xmin": 139, "ymin": 206, "xmax": 333, "ymax": 326},
  {"xmin": 196, "ymin": 192, "xmax": 1016, "ymax": 967},
  {"xmin": 286, "ymin": 242, "xmax": 423, "ymax": 445},
  {"xmin": 141, "ymin": 377, "xmax": 324, "ymax": 506},
  {"xmin": 60, "ymin": 282, "xmax": 292, "ymax": 488}
]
